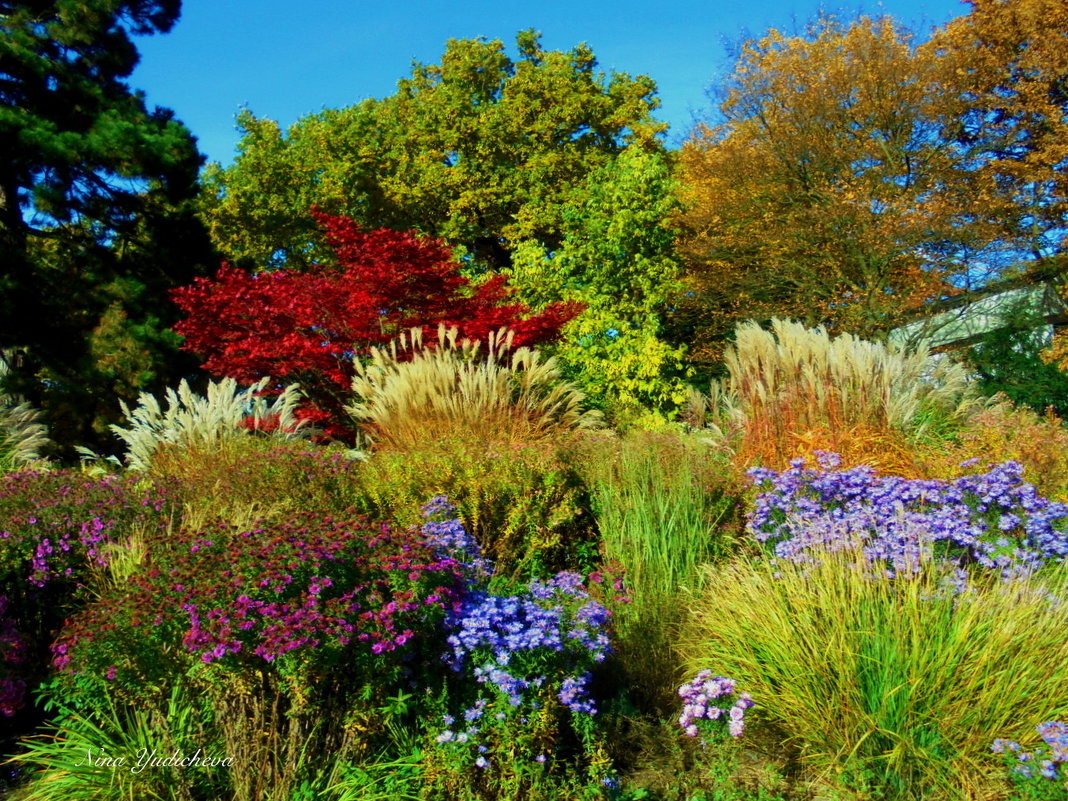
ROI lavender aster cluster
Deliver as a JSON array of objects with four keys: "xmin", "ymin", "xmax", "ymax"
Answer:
[
  {"xmin": 678, "ymin": 670, "xmax": 754, "ymax": 739},
  {"xmin": 421, "ymin": 495, "xmax": 492, "ymax": 580},
  {"xmin": 748, "ymin": 453, "xmax": 1068, "ymax": 578},
  {"xmin": 993, "ymin": 721, "xmax": 1068, "ymax": 781},
  {"xmin": 445, "ymin": 572, "xmax": 611, "ymax": 713}
]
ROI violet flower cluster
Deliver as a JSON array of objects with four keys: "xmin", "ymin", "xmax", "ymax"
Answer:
[
  {"xmin": 748, "ymin": 453, "xmax": 1068, "ymax": 577},
  {"xmin": 993, "ymin": 721, "xmax": 1068, "ymax": 781},
  {"xmin": 0, "ymin": 470, "xmax": 170, "ymax": 588},
  {"xmin": 678, "ymin": 670, "xmax": 754, "ymax": 739}
]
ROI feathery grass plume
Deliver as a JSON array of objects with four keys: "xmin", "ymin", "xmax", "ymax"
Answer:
[
  {"xmin": 680, "ymin": 549, "xmax": 1068, "ymax": 801},
  {"xmin": 348, "ymin": 325, "xmax": 601, "ymax": 450},
  {"xmin": 110, "ymin": 377, "xmax": 305, "ymax": 471},
  {"xmin": 699, "ymin": 319, "xmax": 985, "ymax": 471},
  {"xmin": 0, "ymin": 356, "xmax": 50, "ymax": 469},
  {"xmin": 0, "ymin": 401, "xmax": 50, "ymax": 470}
]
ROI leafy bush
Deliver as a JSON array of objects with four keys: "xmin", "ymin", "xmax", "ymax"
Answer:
[
  {"xmin": 918, "ymin": 402, "xmax": 1068, "ymax": 503},
  {"xmin": 421, "ymin": 497, "xmax": 617, "ymax": 800},
  {"xmin": 348, "ymin": 326, "xmax": 601, "ymax": 450},
  {"xmin": 992, "ymin": 721, "xmax": 1068, "ymax": 797},
  {"xmin": 148, "ymin": 436, "xmax": 362, "ymax": 528},
  {"xmin": 963, "ymin": 298, "xmax": 1068, "ymax": 417},
  {"xmin": 680, "ymin": 550, "xmax": 1068, "ymax": 800},
  {"xmin": 354, "ymin": 435, "xmax": 595, "ymax": 577}
]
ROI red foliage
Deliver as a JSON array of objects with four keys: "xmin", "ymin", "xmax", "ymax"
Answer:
[{"xmin": 172, "ymin": 211, "xmax": 581, "ymax": 439}]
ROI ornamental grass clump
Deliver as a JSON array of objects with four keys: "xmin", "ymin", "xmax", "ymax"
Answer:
[
  {"xmin": 680, "ymin": 549, "xmax": 1068, "ymax": 801},
  {"xmin": 578, "ymin": 429, "xmax": 742, "ymax": 709},
  {"xmin": 106, "ymin": 376, "xmax": 305, "ymax": 472},
  {"xmin": 749, "ymin": 452, "xmax": 1068, "ymax": 578},
  {"xmin": 707, "ymin": 319, "xmax": 984, "ymax": 471},
  {"xmin": 348, "ymin": 325, "xmax": 601, "ymax": 450},
  {"xmin": 0, "ymin": 400, "xmax": 49, "ymax": 470}
]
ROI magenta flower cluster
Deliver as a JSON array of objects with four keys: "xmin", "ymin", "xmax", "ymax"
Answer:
[
  {"xmin": 748, "ymin": 453, "xmax": 1068, "ymax": 577},
  {"xmin": 993, "ymin": 721, "xmax": 1068, "ymax": 781},
  {"xmin": 0, "ymin": 470, "xmax": 170, "ymax": 588},
  {"xmin": 52, "ymin": 510, "xmax": 470, "ymax": 677},
  {"xmin": 678, "ymin": 670, "xmax": 754, "ymax": 739},
  {"xmin": 0, "ymin": 595, "xmax": 26, "ymax": 717}
]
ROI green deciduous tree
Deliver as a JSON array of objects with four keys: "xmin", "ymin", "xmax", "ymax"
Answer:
[
  {"xmin": 201, "ymin": 31, "xmax": 685, "ymax": 416},
  {"xmin": 0, "ymin": 0, "xmax": 213, "ymax": 451}
]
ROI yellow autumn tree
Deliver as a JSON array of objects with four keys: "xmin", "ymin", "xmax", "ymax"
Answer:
[
  {"xmin": 674, "ymin": 15, "xmax": 1010, "ymax": 363},
  {"xmin": 929, "ymin": 0, "xmax": 1068, "ymax": 368}
]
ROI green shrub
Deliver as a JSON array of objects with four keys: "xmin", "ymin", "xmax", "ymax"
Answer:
[
  {"xmin": 354, "ymin": 435, "xmax": 595, "ymax": 578},
  {"xmin": 147, "ymin": 436, "xmax": 362, "ymax": 529},
  {"xmin": 680, "ymin": 551, "xmax": 1068, "ymax": 800}
]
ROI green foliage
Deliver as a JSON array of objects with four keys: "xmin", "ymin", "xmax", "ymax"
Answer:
[
  {"xmin": 0, "ymin": 1, "xmax": 215, "ymax": 456},
  {"xmin": 355, "ymin": 437, "xmax": 595, "ymax": 578},
  {"xmin": 963, "ymin": 299, "xmax": 1068, "ymax": 418},
  {"xmin": 348, "ymin": 326, "xmax": 601, "ymax": 450},
  {"xmin": 578, "ymin": 431, "xmax": 742, "ymax": 709},
  {"xmin": 201, "ymin": 31, "xmax": 683, "ymax": 416},
  {"xmin": 9, "ymin": 682, "xmax": 227, "ymax": 801},
  {"xmin": 106, "ymin": 377, "xmax": 305, "ymax": 472},
  {"xmin": 508, "ymin": 146, "xmax": 688, "ymax": 414},
  {"xmin": 680, "ymin": 551, "xmax": 1068, "ymax": 800}
]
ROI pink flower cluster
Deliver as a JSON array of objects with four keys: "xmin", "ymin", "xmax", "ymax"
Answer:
[{"xmin": 678, "ymin": 670, "xmax": 754, "ymax": 738}]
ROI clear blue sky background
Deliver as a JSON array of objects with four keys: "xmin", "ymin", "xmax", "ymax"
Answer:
[{"xmin": 132, "ymin": 0, "xmax": 973, "ymax": 167}]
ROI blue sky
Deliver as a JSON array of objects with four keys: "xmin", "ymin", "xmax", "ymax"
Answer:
[{"xmin": 132, "ymin": 0, "xmax": 972, "ymax": 166}]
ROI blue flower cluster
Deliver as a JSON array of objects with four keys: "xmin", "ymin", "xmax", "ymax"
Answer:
[
  {"xmin": 445, "ymin": 573, "xmax": 611, "ymax": 712},
  {"xmin": 678, "ymin": 671, "xmax": 754, "ymax": 739},
  {"xmin": 421, "ymin": 495, "xmax": 493, "ymax": 580},
  {"xmin": 419, "ymin": 497, "xmax": 614, "ymax": 772},
  {"xmin": 748, "ymin": 453, "xmax": 1068, "ymax": 578},
  {"xmin": 993, "ymin": 721, "xmax": 1068, "ymax": 781}
]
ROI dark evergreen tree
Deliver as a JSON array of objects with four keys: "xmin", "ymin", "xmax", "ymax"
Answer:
[{"xmin": 0, "ymin": 1, "xmax": 214, "ymax": 453}]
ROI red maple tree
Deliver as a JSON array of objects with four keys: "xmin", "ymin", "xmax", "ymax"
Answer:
[{"xmin": 172, "ymin": 210, "xmax": 581, "ymax": 438}]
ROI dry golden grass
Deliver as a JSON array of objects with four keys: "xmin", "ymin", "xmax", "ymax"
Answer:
[
  {"xmin": 699, "ymin": 319, "xmax": 985, "ymax": 472},
  {"xmin": 348, "ymin": 325, "xmax": 601, "ymax": 451}
]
